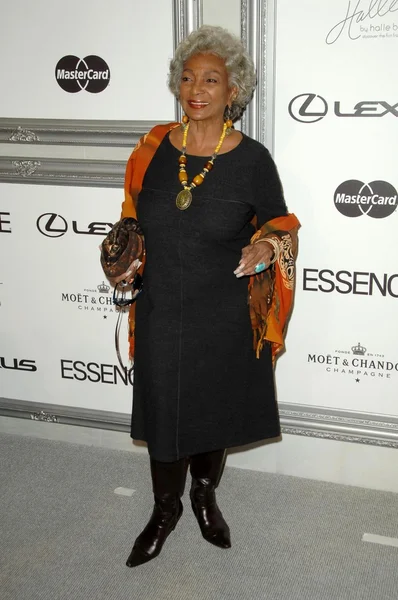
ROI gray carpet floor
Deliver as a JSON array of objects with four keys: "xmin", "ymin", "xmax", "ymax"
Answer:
[{"xmin": 1, "ymin": 433, "xmax": 398, "ymax": 600}]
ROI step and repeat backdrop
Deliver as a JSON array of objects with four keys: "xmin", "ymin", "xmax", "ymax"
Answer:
[
  {"xmin": 0, "ymin": 184, "xmax": 135, "ymax": 413},
  {"xmin": 1, "ymin": 0, "xmax": 397, "ymax": 425},
  {"xmin": 274, "ymin": 0, "xmax": 398, "ymax": 416}
]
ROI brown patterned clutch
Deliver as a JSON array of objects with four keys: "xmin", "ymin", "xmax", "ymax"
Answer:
[{"xmin": 100, "ymin": 217, "xmax": 145, "ymax": 279}]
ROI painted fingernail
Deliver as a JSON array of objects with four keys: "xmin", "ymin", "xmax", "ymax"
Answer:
[{"xmin": 236, "ymin": 273, "xmax": 244, "ymax": 278}]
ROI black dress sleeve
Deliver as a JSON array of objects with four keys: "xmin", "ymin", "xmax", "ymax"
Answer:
[{"xmin": 252, "ymin": 146, "xmax": 288, "ymax": 226}]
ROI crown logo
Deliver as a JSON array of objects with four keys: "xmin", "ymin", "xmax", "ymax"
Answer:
[
  {"xmin": 98, "ymin": 281, "xmax": 110, "ymax": 294},
  {"xmin": 351, "ymin": 342, "xmax": 366, "ymax": 356}
]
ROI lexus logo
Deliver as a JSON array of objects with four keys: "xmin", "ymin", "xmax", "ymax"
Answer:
[
  {"xmin": 55, "ymin": 55, "xmax": 110, "ymax": 93},
  {"xmin": 36, "ymin": 213, "xmax": 113, "ymax": 237},
  {"xmin": 37, "ymin": 213, "xmax": 68, "ymax": 237},
  {"xmin": 289, "ymin": 94, "xmax": 398, "ymax": 123},
  {"xmin": 288, "ymin": 94, "xmax": 328, "ymax": 123},
  {"xmin": 334, "ymin": 180, "xmax": 398, "ymax": 219},
  {"xmin": 0, "ymin": 357, "xmax": 37, "ymax": 372}
]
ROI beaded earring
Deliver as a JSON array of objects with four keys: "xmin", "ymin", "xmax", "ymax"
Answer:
[
  {"xmin": 225, "ymin": 106, "xmax": 233, "ymax": 136},
  {"xmin": 181, "ymin": 114, "xmax": 189, "ymax": 130}
]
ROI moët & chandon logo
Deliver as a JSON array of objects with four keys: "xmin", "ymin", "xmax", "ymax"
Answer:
[
  {"xmin": 334, "ymin": 180, "xmax": 397, "ymax": 218},
  {"xmin": 55, "ymin": 55, "xmax": 110, "ymax": 93},
  {"xmin": 307, "ymin": 342, "xmax": 397, "ymax": 382}
]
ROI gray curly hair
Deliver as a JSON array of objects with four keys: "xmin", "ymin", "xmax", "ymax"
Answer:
[{"xmin": 168, "ymin": 25, "xmax": 256, "ymax": 121}]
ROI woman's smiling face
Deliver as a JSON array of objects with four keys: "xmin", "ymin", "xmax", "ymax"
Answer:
[{"xmin": 179, "ymin": 53, "xmax": 236, "ymax": 123}]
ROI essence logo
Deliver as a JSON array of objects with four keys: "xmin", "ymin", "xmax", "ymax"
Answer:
[
  {"xmin": 288, "ymin": 93, "xmax": 398, "ymax": 123},
  {"xmin": 0, "ymin": 212, "xmax": 11, "ymax": 233},
  {"xmin": 0, "ymin": 357, "xmax": 37, "ymax": 372},
  {"xmin": 303, "ymin": 269, "xmax": 398, "ymax": 298},
  {"xmin": 334, "ymin": 180, "xmax": 397, "ymax": 218},
  {"xmin": 55, "ymin": 55, "xmax": 110, "ymax": 93},
  {"xmin": 61, "ymin": 359, "xmax": 133, "ymax": 385},
  {"xmin": 36, "ymin": 213, "xmax": 113, "ymax": 237}
]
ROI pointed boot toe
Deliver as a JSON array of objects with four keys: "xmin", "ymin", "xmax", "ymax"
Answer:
[
  {"xmin": 125, "ymin": 497, "xmax": 183, "ymax": 568},
  {"xmin": 205, "ymin": 528, "xmax": 231, "ymax": 549},
  {"xmin": 126, "ymin": 546, "xmax": 153, "ymax": 568},
  {"xmin": 190, "ymin": 476, "xmax": 231, "ymax": 550}
]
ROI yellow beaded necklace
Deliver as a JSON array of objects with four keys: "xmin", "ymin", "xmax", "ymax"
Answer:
[{"xmin": 176, "ymin": 119, "xmax": 231, "ymax": 211}]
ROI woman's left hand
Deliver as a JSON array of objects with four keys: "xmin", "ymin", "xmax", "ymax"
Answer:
[{"xmin": 234, "ymin": 241, "xmax": 274, "ymax": 277}]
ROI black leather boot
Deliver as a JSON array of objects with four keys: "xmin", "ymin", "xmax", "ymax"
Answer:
[
  {"xmin": 190, "ymin": 449, "xmax": 231, "ymax": 549},
  {"xmin": 126, "ymin": 456, "xmax": 188, "ymax": 567}
]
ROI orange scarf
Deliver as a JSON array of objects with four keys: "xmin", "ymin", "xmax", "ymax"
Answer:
[
  {"xmin": 249, "ymin": 214, "xmax": 300, "ymax": 361},
  {"xmin": 121, "ymin": 123, "xmax": 300, "ymax": 362}
]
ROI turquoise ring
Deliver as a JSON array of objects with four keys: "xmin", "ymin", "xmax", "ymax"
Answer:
[{"xmin": 254, "ymin": 262, "xmax": 266, "ymax": 274}]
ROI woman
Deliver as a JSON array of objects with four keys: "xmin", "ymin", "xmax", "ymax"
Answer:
[{"xmin": 115, "ymin": 25, "xmax": 299, "ymax": 567}]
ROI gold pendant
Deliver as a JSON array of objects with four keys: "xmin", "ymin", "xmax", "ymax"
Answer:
[{"xmin": 176, "ymin": 189, "xmax": 192, "ymax": 210}]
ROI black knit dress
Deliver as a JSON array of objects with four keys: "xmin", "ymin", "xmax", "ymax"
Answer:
[{"xmin": 131, "ymin": 132, "xmax": 288, "ymax": 462}]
